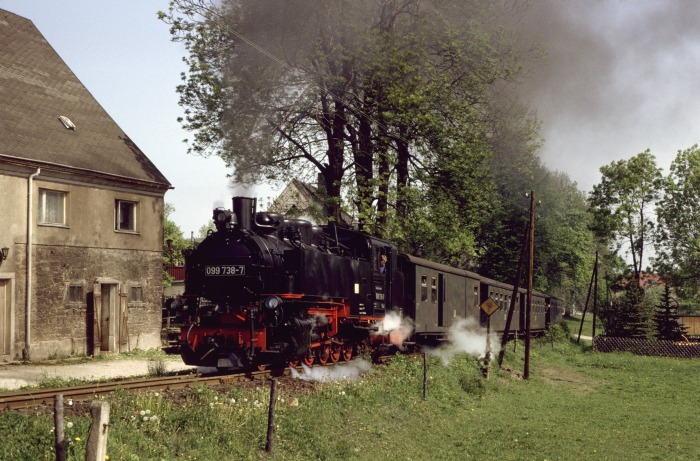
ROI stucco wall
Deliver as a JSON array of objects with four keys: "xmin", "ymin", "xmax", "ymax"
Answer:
[{"xmin": 0, "ymin": 170, "xmax": 165, "ymax": 361}]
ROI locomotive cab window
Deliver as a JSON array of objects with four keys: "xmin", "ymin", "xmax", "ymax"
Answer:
[{"xmin": 421, "ymin": 276, "xmax": 428, "ymax": 302}]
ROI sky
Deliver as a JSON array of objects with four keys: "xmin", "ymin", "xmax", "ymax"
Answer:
[
  {"xmin": 0, "ymin": 0, "xmax": 260, "ymax": 237},
  {"xmin": 2, "ymin": 0, "xmax": 700, "ymax": 235}
]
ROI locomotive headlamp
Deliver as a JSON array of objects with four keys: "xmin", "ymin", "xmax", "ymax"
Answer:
[
  {"xmin": 213, "ymin": 209, "xmax": 232, "ymax": 223},
  {"xmin": 263, "ymin": 296, "xmax": 283, "ymax": 310},
  {"xmin": 213, "ymin": 208, "xmax": 233, "ymax": 230}
]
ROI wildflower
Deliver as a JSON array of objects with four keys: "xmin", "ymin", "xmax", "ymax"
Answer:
[
  {"xmin": 143, "ymin": 416, "xmax": 149, "ymax": 422},
  {"xmin": 229, "ymin": 398, "xmax": 236, "ymax": 404},
  {"xmin": 140, "ymin": 410, "xmax": 146, "ymax": 416},
  {"xmin": 145, "ymin": 409, "xmax": 151, "ymax": 415},
  {"xmin": 154, "ymin": 392, "xmax": 160, "ymax": 397},
  {"xmin": 66, "ymin": 422, "xmax": 73, "ymax": 429},
  {"xmin": 214, "ymin": 396, "xmax": 218, "ymax": 401},
  {"xmin": 150, "ymin": 415, "xmax": 158, "ymax": 422},
  {"xmin": 75, "ymin": 437, "xmax": 81, "ymax": 442},
  {"xmin": 209, "ymin": 403, "xmax": 215, "ymax": 408},
  {"xmin": 67, "ymin": 399, "xmax": 73, "ymax": 406}
]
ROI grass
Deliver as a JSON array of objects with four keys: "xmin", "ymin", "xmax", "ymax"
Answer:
[
  {"xmin": 2, "ymin": 328, "xmax": 700, "ymax": 460},
  {"xmin": 565, "ymin": 312, "xmax": 600, "ymax": 339}
]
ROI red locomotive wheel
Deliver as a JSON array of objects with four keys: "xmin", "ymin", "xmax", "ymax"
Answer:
[
  {"xmin": 288, "ymin": 359, "xmax": 299, "ymax": 368},
  {"xmin": 256, "ymin": 364, "xmax": 267, "ymax": 372},
  {"xmin": 317, "ymin": 345, "xmax": 330, "ymax": 365},
  {"xmin": 302, "ymin": 350, "xmax": 315, "ymax": 367},
  {"xmin": 330, "ymin": 344, "xmax": 341, "ymax": 363},
  {"xmin": 342, "ymin": 344, "xmax": 353, "ymax": 361}
]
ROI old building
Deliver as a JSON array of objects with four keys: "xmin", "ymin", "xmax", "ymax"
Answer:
[
  {"xmin": 0, "ymin": 10, "xmax": 171, "ymax": 361},
  {"xmin": 268, "ymin": 178, "xmax": 353, "ymax": 225}
]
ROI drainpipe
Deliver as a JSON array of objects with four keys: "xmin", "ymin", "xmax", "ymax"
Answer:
[{"xmin": 25, "ymin": 168, "xmax": 40, "ymax": 359}]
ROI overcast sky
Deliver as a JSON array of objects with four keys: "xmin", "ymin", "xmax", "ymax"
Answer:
[{"xmin": 2, "ymin": 0, "xmax": 700, "ymax": 235}]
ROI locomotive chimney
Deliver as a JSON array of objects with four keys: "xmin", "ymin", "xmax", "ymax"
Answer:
[{"xmin": 232, "ymin": 196, "xmax": 256, "ymax": 230}]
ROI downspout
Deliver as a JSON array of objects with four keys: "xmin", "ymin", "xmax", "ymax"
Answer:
[{"xmin": 25, "ymin": 168, "xmax": 40, "ymax": 359}]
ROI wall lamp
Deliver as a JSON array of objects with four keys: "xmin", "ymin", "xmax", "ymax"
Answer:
[{"xmin": 0, "ymin": 247, "xmax": 8, "ymax": 262}]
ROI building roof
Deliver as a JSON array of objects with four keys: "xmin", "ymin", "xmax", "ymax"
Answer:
[{"xmin": 0, "ymin": 9, "xmax": 170, "ymax": 190}]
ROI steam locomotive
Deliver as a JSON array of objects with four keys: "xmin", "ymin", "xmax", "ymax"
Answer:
[{"xmin": 178, "ymin": 197, "xmax": 564, "ymax": 370}]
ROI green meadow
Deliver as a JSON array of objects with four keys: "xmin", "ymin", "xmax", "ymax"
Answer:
[{"xmin": 1, "ymin": 324, "xmax": 699, "ymax": 460}]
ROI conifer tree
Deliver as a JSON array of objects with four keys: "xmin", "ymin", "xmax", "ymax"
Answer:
[{"xmin": 653, "ymin": 285, "xmax": 687, "ymax": 340}]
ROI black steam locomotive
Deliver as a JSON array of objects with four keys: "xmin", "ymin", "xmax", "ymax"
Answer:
[{"xmin": 178, "ymin": 197, "xmax": 564, "ymax": 370}]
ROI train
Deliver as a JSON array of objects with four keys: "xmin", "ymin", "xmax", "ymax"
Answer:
[{"xmin": 177, "ymin": 196, "xmax": 564, "ymax": 370}]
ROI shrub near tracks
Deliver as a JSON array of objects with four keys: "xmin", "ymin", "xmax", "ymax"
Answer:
[{"xmin": 2, "ymin": 333, "xmax": 700, "ymax": 460}]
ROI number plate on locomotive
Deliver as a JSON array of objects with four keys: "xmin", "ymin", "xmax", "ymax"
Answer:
[{"xmin": 205, "ymin": 265, "xmax": 245, "ymax": 276}]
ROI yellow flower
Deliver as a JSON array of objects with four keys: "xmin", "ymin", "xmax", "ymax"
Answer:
[{"xmin": 74, "ymin": 437, "xmax": 81, "ymax": 441}]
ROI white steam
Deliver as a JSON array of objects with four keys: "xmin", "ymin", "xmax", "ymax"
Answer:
[
  {"xmin": 290, "ymin": 359, "xmax": 372, "ymax": 382},
  {"xmin": 427, "ymin": 317, "xmax": 501, "ymax": 365},
  {"xmin": 372, "ymin": 311, "xmax": 414, "ymax": 349}
]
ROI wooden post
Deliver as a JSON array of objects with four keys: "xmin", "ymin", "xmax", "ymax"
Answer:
[
  {"xmin": 592, "ymin": 252, "xmax": 599, "ymax": 337},
  {"xmin": 265, "ymin": 379, "xmax": 278, "ymax": 453},
  {"xmin": 85, "ymin": 401, "xmax": 110, "ymax": 461},
  {"xmin": 498, "ymin": 222, "xmax": 529, "ymax": 367},
  {"xmin": 422, "ymin": 352, "xmax": 427, "ymax": 401},
  {"xmin": 54, "ymin": 395, "xmax": 66, "ymax": 461},
  {"xmin": 524, "ymin": 191, "xmax": 535, "ymax": 380},
  {"xmin": 578, "ymin": 252, "xmax": 598, "ymax": 343},
  {"xmin": 483, "ymin": 318, "xmax": 491, "ymax": 379}
]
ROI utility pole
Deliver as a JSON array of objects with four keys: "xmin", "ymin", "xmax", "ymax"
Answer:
[{"xmin": 524, "ymin": 191, "xmax": 535, "ymax": 380}]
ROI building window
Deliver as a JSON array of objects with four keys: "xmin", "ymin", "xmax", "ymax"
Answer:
[
  {"xmin": 130, "ymin": 286, "xmax": 143, "ymax": 303},
  {"xmin": 67, "ymin": 284, "xmax": 84, "ymax": 307},
  {"xmin": 116, "ymin": 200, "xmax": 138, "ymax": 232},
  {"xmin": 39, "ymin": 189, "xmax": 67, "ymax": 225}
]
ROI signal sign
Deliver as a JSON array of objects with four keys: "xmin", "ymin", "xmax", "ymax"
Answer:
[{"xmin": 481, "ymin": 297, "xmax": 500, "ymax": 317}]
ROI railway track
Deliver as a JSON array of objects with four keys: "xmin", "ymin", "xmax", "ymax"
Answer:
[
  {"xmin": 0, "ymin": 369, "xmax": 271, "ymax": 412},
  {"xmin": 0, "ymin": 353, "xmax": 405, "ymax": 411}
]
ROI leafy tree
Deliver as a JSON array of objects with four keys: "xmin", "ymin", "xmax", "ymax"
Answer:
[
  {"xmin": 163, "ymin": 203, "xmax": 188, "ymax": 287},
  {"xmin": 588, "ymin": 150, "xmax": 663, "ymax": 285},
  {"xmin": 655, "ymin": 145, "xmax": 700, "ymax": 311},
  {"xmin": 652, "ymin": 285, "xmax": 687, "ymax": 340},
  {"xmin": 161, "ymin": 0, "xmax": 529, "ymax": 229}
]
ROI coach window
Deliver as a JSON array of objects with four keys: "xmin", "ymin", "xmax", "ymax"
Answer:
[
  {"xmin": 473, "ymin": 286, "xmax": 479, "ymax": 308},
  {"xmin": 421, "ymin": 276, "xmax": 428, "ymax": 302},
  {"xmin": 115, "ymin": 199, "xmax": 138, "ymax": 232},
  {"xmin": 431, "ymin": 277, "xmax": 437, "ymax": 303},
  {"xmin": 39, "ymin": 189, "xmax": 68, "ymax": 226}
]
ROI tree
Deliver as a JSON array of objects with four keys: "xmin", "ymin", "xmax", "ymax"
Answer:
[
  {"xmin": 655, "ymin": 145, "xmax": 700, "ymax": 311},
  {"xmin": 161, "ymin": 0, "xmax": 529, "ymax": 228},
  {"xmin": 163, "ymin": 203, "xmax": 188, "ymax": 287},
  {"xmin": 588, "ymin": 150, "xmax": 663, "ymax": 285},
  {"xmin": 600, "ymin": 284, "xmax": 649, "ymax": 338},
  {"xmin": 652, "ymin": 285, "xmax": 687, "ymax": 341}
]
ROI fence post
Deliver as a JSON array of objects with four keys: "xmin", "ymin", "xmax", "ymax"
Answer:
[
  {"xmin": 54, "ymin": 394, "xmax": 66, "ymax": 461},
  {"xmin": 265, "ymin": 379, "xmax": 278, "ymax": 453},
  {"xmin": 85, "ymin": 401, "xmax": 110, "ymax": 461}
]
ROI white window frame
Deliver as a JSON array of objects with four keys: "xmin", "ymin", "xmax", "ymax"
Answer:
[
  {"xmin": 115, "ymin": 200, "xmax": 138, "ymax": 232},
  {"xmin": 38, "ymin": 189, "xmax": 67, "ymax": 226}
]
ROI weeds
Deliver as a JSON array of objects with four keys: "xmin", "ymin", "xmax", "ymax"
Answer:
[{"xmin": 3, "ymin": 335, "xmax": 700, "ymax": 460}]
